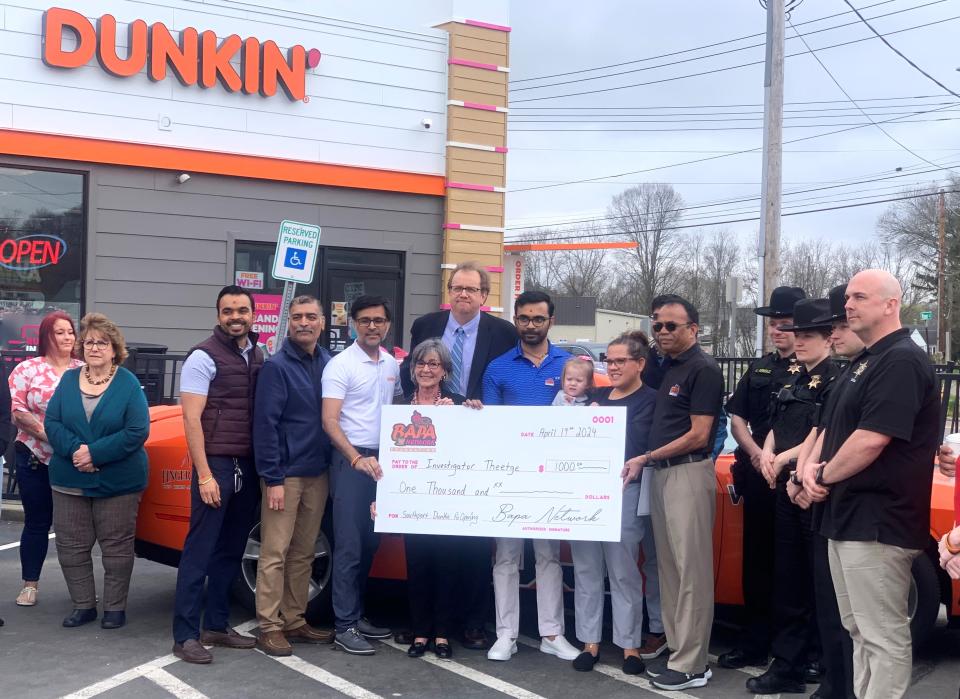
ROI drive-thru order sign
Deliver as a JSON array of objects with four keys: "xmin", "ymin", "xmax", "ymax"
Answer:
[{"xmin": 272, "ymin": 220, "xmax": 320, "ymax": 284}]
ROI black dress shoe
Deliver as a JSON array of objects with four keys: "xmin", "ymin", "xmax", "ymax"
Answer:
[
  {"xmin": 407, "ymin": 641, "xmax": 429, "ymax": 658},
  {"xmin": 746, "ymin": 669, "xmax": 806, "ymax": 695},
  {"xmin": 805, "ymin": 660, "xmax": 823, "ymax": 683},
  {"xmin": 573, "ymin": 651, "xmax": 599, "ymax": 671},
  {"xmin": 101, "ymin": 611, "xmax": 126, "ymax": 629},
  {"xmin": 462, "ymin": 627, "xmax": 491, "ymax": 650},
  {"xmin": 434, "ymin": 641, "xmax": 453, "ymax": 659},
  {"xmin": 63, "ymin": 608, "xmax": 98, "ymax": 628},
  {"xmin": 622, "ymin": 655, "xmax": 646, "ymax": 675},
  {"xmin": 718, "ymin": 648, "xmax": 768, "ymax": 669}
]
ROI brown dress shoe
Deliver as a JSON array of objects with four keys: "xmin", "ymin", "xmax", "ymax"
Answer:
[
  {"xmin": 200, "ymin": 627, "xmax": 256, "ymax": 649},
  {"xmin": 257, "ymin": 629, "xmax": 293, "ymax": 656},
  {"xmin": 284, "ymin": 624, "xmax": 335, "ymax": 644},
  {"xmin": 173, "ymin": 639, "xmax": 213, "ymax": 664}
]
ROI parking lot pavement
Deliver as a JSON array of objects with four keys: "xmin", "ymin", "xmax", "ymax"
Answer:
[{"xmin": 1, "ymin": 519, "xmax": 959, "ymax": 698}]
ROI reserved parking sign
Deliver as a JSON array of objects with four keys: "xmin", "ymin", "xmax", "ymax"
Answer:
[{"xmin": 272, "ymin": 219, "xmax": 320, "ymax": 284}]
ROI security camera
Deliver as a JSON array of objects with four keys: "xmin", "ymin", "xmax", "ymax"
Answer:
[
  {"xmin": 177, "ymin": 173, "xmax": 191, "ymax": 184},
  {"xmin": 421, "ymin": 118, "xmax": 432, "ymax": 130}
]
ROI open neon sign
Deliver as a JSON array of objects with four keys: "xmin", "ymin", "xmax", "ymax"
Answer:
[{"xmin": 0, "ymin": 234, "xmax": 68, "ymax": 270}]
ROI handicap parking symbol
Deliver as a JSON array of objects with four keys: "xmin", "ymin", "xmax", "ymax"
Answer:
[{"xmin": 285, "ymin": 246, "xmax": 307, "ymax": 270}]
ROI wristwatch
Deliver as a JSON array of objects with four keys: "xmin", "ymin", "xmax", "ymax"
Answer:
[
  {"xmin": 789, "ymin": 470, "xmax": 802, "ymax": 487},
  {"xmin": 815, "ymin": 462, "xmax": 828, "ymax": 487}
]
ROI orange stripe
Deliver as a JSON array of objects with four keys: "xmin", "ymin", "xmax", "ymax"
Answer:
[
  {"xmin": 503, "ymin": 242, "xmax": 636, "ymax": 252},
  {"xmin": 0, "ymin": 129, "xmax": 445, "ymax": 196}
]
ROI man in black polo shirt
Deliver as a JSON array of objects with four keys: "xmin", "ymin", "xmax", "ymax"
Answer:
[
  {"xmin": 623, "ymin": 296, "xmax": 723, "ymax": 691},
  {"xmin": 806, "ymin": 270, "xmax": 937, "ymax": 699}
]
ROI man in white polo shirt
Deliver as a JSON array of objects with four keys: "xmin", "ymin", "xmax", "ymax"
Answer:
[{"xmin": 321, "ymin": 295, "xmax": 401, "ymax": 655}]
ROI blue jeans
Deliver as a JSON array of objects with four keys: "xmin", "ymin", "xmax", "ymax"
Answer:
[
  {"xmin": 172, "ymin": 455, "xmax": 259, "ymax": 643},
  {"xmin": 16, "ymin": 444, "xmax": 53, "ymax": 582}
]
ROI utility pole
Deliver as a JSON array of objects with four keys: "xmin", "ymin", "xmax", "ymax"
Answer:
[
  {"xmin": 938, "ymin": 189, "xmax": 948, "ymax": 358},
  {"xmin": 756, "ymin": 0, "xmax": 787, "ymax": 356}
]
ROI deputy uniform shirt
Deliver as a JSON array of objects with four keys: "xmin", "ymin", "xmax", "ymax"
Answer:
[
  {"xmin": 321, "ymin": 340, "xmax": 401, "ymax": 449},
  {"xmin": 769, "ymin": 356, "xmax": 840, "ymax": 454},
  {"xmin": 726, "ymin": 351, "xmax": 800, "ymax": 448},
  {"xmin": 649, "ymin": 343, "xmax": 724, "ymax": 453},
  {"xmin": 818, "ymin": 328, "xmax": 938, "ymax": 550}
]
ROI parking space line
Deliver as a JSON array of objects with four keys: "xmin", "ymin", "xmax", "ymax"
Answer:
[
  {"xmin": 0, "ymin": 532, "xmax": 55, "ymax": 552},
  {"xmin": 60, "ymin": 654, "xmax": 178, "ymax": 698},
  {"xmin": 142, "ymin": 667, "xmax": 209, "ymax": 699},
  {"xmin": 379, "ymin": 638, "xmax": 549, "ymax": 699},
  {"xmin": 707, "ymin": 654, "xmax": 764, "ymax": 678},
  {"xmin": 516, "ymin": 635, "xmax": 701, "ymax": 699},
  {"xmin": 259, "ymin": 652, "xmax": 383, "ymax": 699}
]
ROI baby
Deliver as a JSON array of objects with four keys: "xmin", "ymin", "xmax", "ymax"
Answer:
[{"xmin": 552, "ymin": 357, "xmax": 594, "ymax": 406}]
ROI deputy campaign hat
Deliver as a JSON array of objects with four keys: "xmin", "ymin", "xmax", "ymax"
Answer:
[
  {"xmin": 781, "ymin": 298, "xmax": 833, "ymax": 332},
  {"xmin": 754, "ymin": 286, "xmax": 806, "ymax": 318},
  {"xmin": 812, "ymin": 284, "xmax": 847, "ymax": 324}
]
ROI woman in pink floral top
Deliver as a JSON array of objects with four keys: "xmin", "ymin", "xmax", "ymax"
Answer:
[{"xmin": 7, "ymin": 311, "xmax": 83, "ymax": 607}]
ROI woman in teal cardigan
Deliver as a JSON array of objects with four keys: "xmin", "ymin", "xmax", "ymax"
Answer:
[{"xmin": 45, "ymin": 313, "xmax": 149, "ymax": 630}]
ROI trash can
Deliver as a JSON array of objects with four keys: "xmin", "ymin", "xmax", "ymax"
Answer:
[{"xmin": 125, "ymin": 342, "xmax": 168, "ymax": 405}]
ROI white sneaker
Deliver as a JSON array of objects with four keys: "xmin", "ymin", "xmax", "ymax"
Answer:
[
  {"xmin": 487, "ymin": 636, "xmax": 518, "ymax": 661},
  {"xmin": 540, "ymin": 635, "xmax": 580, "ymax": 661}
]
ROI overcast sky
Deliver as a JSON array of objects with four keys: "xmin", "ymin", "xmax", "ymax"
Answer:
[{"xmin": 506, "ymin": 0, "xmax": 960, "ymax": 252}]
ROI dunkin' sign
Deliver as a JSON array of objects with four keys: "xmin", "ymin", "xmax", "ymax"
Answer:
[{"xmin": 41, "ymin": 7, "xmax": 322, "ymax": 101}]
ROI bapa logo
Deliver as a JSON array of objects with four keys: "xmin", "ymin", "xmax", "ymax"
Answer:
[
  {"xmin": 391, "ymin": 410, "xmax": 438, "ymax": 448},
  {"xmin": 0, "ymin": 234, "xmax": 67, "ymax": 271},
  {"xmin": 42, "ymin": 7, "xmax": 322, "ymax": 101}
]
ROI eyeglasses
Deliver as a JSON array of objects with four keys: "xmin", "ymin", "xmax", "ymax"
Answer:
[
  {"xmin": 516, "ymin": 315, "xmax": 550, "ymax": 327},
  {"xmin": 449, "ymin": 285, "xmax": 483, "ymax": 296},
  {"xmin": 355, "ymin": 317, "xmax": 388, "ymax": 328},
  {"xmin": 415, "ymin": 360, "xmax": 443, "ymax": 370},
  {"xmin": 653, "ymin": 321, "xmax": 693, "ymax": 333},
  {"xmin": 83, "ymin": 340, "xmax": 111, "ymax": 350},
  {"xmin": 605, "ymin": 358, "xmax": 637, "ymax": 368}
]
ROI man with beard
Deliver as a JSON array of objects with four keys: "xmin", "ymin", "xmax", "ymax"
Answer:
[
  {"xmin": 720, "ymin": 286, "xmax": 806, "ymax": 671},
  {"xmin": 322, "ymin": 296, "xmax": 401, "ymax": 655},
  {"xmin": 173, "ymin": 285, "xmax": 264, "ymax": 664},
  {"xmin": 481, "ymin": 290, "xmax": 580, "ymax": 664}
]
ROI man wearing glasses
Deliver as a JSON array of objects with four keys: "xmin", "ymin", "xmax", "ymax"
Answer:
[
  {"xmin": 622, "ymin": 296, "xmax": 723, "ymax": 690},
  {"xmin": 173, "ymin": 285, "xmax": 264, "ymax": 664},
  {"xmin": 322, "ymin": 296, "xmax": 401, "ymax": 655},
  {"xmin": 481, "ymin": 290, "xmax": 580, "ymax": 664},
  {"xmin": 399, "ymin": 261, "xmax": 517, "ymax": 650}
]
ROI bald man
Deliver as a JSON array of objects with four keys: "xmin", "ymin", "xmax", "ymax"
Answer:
[{"xmin": 804, "ymin": 270, "xmax": 937, "ymax": 699}]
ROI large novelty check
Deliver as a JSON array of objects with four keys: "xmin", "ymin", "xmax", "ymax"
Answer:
[{"xmin": 374, "ymin": 405, "xmax": 627, "ymax": 542}]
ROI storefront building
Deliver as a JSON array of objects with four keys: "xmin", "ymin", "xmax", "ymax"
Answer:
[{"xmin": 0, "ymin": 1, "xmax": 510, "ymax": 354}]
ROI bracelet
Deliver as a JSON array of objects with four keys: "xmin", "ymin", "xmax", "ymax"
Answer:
[
  {"xmin": 789, "ymin": 470, "xmax": 802, "ymax": 487},
  {"xmin": 815, "ymin": 463, "xmax": 828, "ymax": 487},
  {"xmin": 351, "ymin": 454, "xmax": 364, "ymax": 467},
  {"xmin": 198, "ymin": 476, "xmax": 213, "ymax": 486},
  {"xmin": 946, "ymin": 532, "xmax": 960, "ymax": 556}
]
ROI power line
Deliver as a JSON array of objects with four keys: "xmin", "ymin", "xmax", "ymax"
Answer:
[
  {"xmin": 508, "ymin": 101, "xmax": 959, "ymax": 193},
  {"xmin": 511, "ymin": 93, "xmax": 950, "ymax": 110},
  {"xmin": 503, "ymin": 189, "xmax": 958, "ymax": 244},
  {"xmin": 510, "ymin": 0, "xmax": 946, "ymax": 92},
  {"xmin": 841, "ymin": 0, "xmax": 960, "ymax": 98},
  {"xmin": 510, "ymin": 0, "xmax": 900, "ymax": 83},
  {"xmin": 512, "ymin": 102, "xmax": 957, "ymax": 117},
  {"xmin": 509, "ymin": 116, "xmax": 960, "ymax": 131},
  {"xmin": 511, "ymin": 14, "xmax": 960, "ymax": 103},
  {"xmin": 509, "ymin": 109, "xmax": 960, "ymax": 125},
  {"xmin": 505, "ymin": 159, "xmax": 960, "ymax": 231},
  {"xmin": 510, "ymin": 105, "xmax": 960, "ymax": 121}
]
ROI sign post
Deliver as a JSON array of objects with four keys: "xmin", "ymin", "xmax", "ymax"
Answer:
[{"xmin": 270, "ymin": 220, "xmax": 321, "ymax": 355}]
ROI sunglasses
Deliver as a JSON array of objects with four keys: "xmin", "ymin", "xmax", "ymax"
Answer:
[{"xmin": 653, "ymin": 321, "xmax": 693, "ymax": 333}]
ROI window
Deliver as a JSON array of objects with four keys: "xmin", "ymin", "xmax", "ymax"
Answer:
[{"xmin": 0, "ymin": 166, "xmax": 85, "ymax": 351}]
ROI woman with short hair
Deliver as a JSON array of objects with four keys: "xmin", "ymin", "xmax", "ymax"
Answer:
[
  {"xmin": 7, "ymin": 311, "xmax": 83, "ymax": 607},
  {"xmin": 45, "ymin": 313, "xmax": 150, "ymax": 629}
]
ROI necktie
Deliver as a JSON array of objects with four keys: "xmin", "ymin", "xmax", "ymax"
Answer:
[{"xmin": 451, "ymin": 327, "xmax": 465, "ymax": 395}]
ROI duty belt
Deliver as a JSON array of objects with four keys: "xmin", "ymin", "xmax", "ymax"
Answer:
[{"xmin": 651, "ymin": 452, "xmax": 710, "ymax": 469}]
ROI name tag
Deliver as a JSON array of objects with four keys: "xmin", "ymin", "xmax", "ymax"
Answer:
[{"xmin": 669, "ymin": 384, "xmax": 680, "ymax": 397}]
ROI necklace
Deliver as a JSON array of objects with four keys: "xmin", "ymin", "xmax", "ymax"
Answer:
[
  {"xmin": 85, "ymin": 364, "xmax": 116, "ymax": 386},
  {"xmin": 411, "ymin": 387, "xmax": 442, "ymax": 405},
  {"xmin": 522, "ymin": 347, "xmax": 548, "ymax": 365}
]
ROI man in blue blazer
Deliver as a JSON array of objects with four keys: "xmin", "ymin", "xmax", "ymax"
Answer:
[{"xmin": 399, "ymin": 261, "xmax": 517, "ymax": 649}]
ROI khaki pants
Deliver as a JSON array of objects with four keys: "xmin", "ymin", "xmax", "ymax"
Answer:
[
  {"xmin": 649, "ymin": 458, "xmax": 716, "ymax": 674},
  {"xmin": 828, "ymin": 539, "xmax": 918, "ymax": 699},
  {"xmin": 256, "ymin": 475, "xmax": 329, "ymax": 632}
]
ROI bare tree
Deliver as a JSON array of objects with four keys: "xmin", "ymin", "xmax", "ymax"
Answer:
[{"xmin": 608, "ymin": 183, "xmax": 685, "ymax": 312}]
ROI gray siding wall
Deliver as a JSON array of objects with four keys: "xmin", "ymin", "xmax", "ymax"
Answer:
[{"xmin": 1, "ymin": 155, "xmax": 444, "ymax": 352}]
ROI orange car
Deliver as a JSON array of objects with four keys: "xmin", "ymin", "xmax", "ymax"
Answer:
[{"xmin": 135, "ymin": 405, "xmax": 958, "ymax": 643}]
